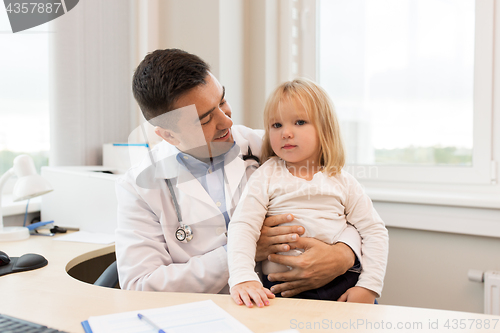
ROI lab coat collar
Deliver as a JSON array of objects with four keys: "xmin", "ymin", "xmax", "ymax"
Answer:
[
  {"xmin": 151, "ymin": 141, "xmax": 245, "ymax": 208},
  {"xmin": 152, "ymin": 142, "xmax": 183, "ymax": 180},
  {"xmin": 223, "ymin": 145, "xmax": 245, "ymax": 201}
]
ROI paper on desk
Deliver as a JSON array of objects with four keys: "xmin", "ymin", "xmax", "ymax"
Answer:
[
  {"xmin": 54, "ymin": 231, "xmax": 115, "ymax": 244},
  {"xmin": 87, "ymin": 300, "xmax": 252, "ymax": 333}
]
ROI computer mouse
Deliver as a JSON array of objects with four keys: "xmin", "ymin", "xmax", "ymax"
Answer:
[{"xmin": 0, "ymin": 251, "xmax": 10, "ymax": 266}]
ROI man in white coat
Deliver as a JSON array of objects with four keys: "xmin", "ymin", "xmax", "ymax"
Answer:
[{"xmin": 115, "ymin": 49, "xmax": 363, "ymax": 299}]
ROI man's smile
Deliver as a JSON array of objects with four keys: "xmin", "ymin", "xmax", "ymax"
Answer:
[{"xmin": 214, "ymin": 129, "xmax": 230, "ymax": 141}]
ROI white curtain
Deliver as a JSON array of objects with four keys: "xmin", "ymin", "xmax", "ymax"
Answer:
[{"xmin": 49, "ymin": 0, "xmax": 135, "ymax": 166}]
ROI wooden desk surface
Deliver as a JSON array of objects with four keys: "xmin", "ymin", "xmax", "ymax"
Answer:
[{"xmin": 1, "ymin": 234, "xmax": 499, "ymax": 333}]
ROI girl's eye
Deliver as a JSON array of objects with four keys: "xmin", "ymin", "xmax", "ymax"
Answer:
[
  {"xmin": 219, "ymin": 100, "xmax": 226, "ymax": 107},
  {"xmin": 296, "ymin": 120, "xmax": 306, "ymax": 125},
  {"xmin": 201, "ymin": 114, "xmax": 213, "ymax": 125},
  {"xmin": 271, "ymin": 123, "xmax": 282, "ymax": 129}
]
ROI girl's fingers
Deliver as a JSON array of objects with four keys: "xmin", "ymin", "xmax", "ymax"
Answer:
[
  {"xmin": 231, "ymin": 292, "xmax": 244, "ymax": 306},
  {"xmin": 240, "ymin": 292, "xmax": 254, "ymax": 308},
  {"xmin": 246, "ymin": 289, "xmax": 265, "ymax": 307},
  {"xmin": 256, "ymin": 288, "xmax": 272, "ymax": 306},
  {"xmin": 231, "ymin": 284, "xmax": 274, "ymax": 308}
]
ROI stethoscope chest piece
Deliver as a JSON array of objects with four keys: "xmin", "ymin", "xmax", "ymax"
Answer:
[
  {"xmin": 166, "ymin": 178, "xmax": 194, "ymax": 242},
  {"xmin": 175, "ymin": 224, "xmax": 193, "ymax": 242}
]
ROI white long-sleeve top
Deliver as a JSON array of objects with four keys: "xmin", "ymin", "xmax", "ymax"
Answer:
[{"xmin": 227, "ymin": 157, "xmax": 389, "ymax": 297}]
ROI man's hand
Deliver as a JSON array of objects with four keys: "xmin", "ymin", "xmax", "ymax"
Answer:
[
  {"xmin": 230, "ymin": 281, "xmax": 275, "ymax": 308},
  {"xmin": 255, "ymin": 214, "xmax": 305, "ymax": 262},
  {"xmin": 267, "ymin": 238, "xmax": 355, "ymax": 297},
  {"xmin": 337, "ymin": 286, "xmax": 377, "ymax": 304}
]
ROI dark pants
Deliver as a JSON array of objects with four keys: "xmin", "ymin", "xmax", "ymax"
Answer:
[{"xmin": 262, "ymin": 270, "xmax": 360, "ymax": 301}]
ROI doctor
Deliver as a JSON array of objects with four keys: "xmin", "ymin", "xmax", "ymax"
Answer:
[{"xmin": 115, "ymin": 49, "xmax": 362, "ymax": 297}]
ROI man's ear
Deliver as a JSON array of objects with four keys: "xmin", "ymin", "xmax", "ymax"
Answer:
[{"xmin": 154, "ymin": 126, "xmax": 180, "ymax": 145}]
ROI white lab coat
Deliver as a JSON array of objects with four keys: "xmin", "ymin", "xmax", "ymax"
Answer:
[{"xmin": 115, "ymin": 125, "xmax": 263, "ymax": 293}]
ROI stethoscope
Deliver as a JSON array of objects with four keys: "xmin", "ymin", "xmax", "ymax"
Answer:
[
  {"xmin": 166, "ymin": 146, "xmax": 260, "ymax": 243},
  {"xmin": 165, "ymin": 178, "xmax": 193, "ymax": 242},
  {"xmin": 139, "ymin": 122, "xmax": 197, "ymax": 243}
]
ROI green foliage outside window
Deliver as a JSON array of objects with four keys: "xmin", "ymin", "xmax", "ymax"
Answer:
[
  {"xmin": 375, "ymin": 146, "xmax": 472, "ymax": 166},
  {"xmin": 0, "ymin": 150, "xmax": 49, "ymax": 175}
]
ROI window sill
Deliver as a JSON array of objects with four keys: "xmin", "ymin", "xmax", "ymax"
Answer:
[
  {"xmin": 365, "ymin": 187, "xmax": 500, "ymax": 210},
  {"xmin": 365, "ymin": 187, "xmax": 500, "ymax": 238},
  {"xmin": 1, "ymin": 195, "xmax": 41, "ymax": 217}
]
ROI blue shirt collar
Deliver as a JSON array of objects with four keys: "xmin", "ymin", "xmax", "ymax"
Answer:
[{"xmin": 174, "ymin": 142, "xmax": 236, "ymax": 179}]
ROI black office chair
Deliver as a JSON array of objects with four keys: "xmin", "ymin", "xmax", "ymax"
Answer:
[{"xmin": 94, "ymin": 261, "xmax": 119, "ymax": 288}]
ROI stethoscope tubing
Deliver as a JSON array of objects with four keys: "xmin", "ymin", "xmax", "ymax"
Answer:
[{"xmin": 162, "ymin": 144, "xmax": 260, "ymax": 243}]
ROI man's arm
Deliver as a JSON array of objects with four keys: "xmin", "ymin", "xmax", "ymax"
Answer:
[
  {"xmin": 255, "ymin": 214, "xmax": 359, "ymax": 297},
  {"xmin": 115, "ymin": 175, "xmax": 229, "ymax": 293}
]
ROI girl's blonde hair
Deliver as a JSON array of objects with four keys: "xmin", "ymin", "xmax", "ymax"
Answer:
[{"xmin": 261, "ymin": 78, "xmax": 345, "ymax": 175}]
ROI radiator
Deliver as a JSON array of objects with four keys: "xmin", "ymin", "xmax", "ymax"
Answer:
[{"xmin": 468, "ymin": 270, "xmax": 500, "ymax": 315}]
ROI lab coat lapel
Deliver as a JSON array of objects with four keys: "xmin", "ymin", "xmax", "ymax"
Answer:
[
  {"xmin": 224, "ymin": 152, "xmax": 245, "ymax": 212},
  {"xmin": 176, "ymin": 166, "xmax": 218, "ymax": 210},
  {"xmin": 154, "ymin": 143, "xmax": 219, "ymax": 212}
]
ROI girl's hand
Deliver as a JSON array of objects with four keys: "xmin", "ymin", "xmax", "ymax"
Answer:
[
  {"xmin": 230, "ymin": 281, "xmax": 275, "ymax": 308},
  {"xmin": 337, "ymin": 286, "xmax": 377, "ymax": 304}
]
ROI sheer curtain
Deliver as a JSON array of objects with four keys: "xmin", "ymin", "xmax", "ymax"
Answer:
[{"xmin": 49, "ymin": 0, "xmax": 135, "ymax": 166}]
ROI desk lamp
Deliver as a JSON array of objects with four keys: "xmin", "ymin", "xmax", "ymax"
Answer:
[{"xmin": 0, "ymin": 155, "xmax": 53, "ymax": 241}]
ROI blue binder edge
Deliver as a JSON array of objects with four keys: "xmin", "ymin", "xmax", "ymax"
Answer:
[{"xmin": 81, "ymin": 320, "xmax": 93, "ymax": 333}]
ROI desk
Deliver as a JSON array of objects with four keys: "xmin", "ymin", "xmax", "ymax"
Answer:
[{"xmin": 1, "ymin": 235, "xmax": 499, "ymax": 333}]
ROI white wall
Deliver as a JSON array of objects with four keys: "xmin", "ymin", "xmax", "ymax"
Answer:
[
  {"xmin": 373, "ymin": 200, "xmax": 500, "ymax": 313},
  {"xmin": 379, "ymin": 226, "xmax": 500, "ymax": 314},
  {"xmin": 157, "ymin": 0, "xmax": 247, "ymax": 126},
  {"xmin": 371, "ymin": 192, "xmax": 500, "ymax": 315},
  {"xmin": 150, "ymin": 0, "xmax": 281, "ymax": 130}
]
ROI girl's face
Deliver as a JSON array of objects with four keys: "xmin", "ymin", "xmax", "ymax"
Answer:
[{"xmin": 269, "ymin": 97, "xmax": 321, "ymax": 170}]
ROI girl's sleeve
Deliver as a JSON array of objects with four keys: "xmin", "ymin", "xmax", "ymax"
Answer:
[
  {"xmin": 343, "ymin": 173, "xmax": 389, "ymax": 297},
  {"xmin": 227, "ymin": 163, "xmax": 271, "ymax": 290}
]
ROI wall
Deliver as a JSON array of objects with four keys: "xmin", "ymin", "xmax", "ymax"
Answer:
[
  {"xmin": 374, "ymin": 200, "xmax": 500, "ymax": 314},
  {"xmin": 379, "ymin": 226, "xmax": 500, "ymax": 314},
  {"xmin": 157, "ymin": 0, "xmax": 247, "ymax": 126},
  {"xmin": 149, "ymin": 0, "xmax": 280, "ymax": 130}
]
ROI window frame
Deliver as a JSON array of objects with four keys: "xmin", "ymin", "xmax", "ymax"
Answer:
[{"xmin": 293, "ymin": 0, "xmax": 494, "ymax": 187}]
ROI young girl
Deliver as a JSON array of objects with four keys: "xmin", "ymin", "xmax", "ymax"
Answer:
[{"xmin": 227, "ymin": 78, "xmax": 388, "ymax": 307}]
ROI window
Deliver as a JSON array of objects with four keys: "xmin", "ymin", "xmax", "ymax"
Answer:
[
  {"xmin": 0, "ymin": 8, "xmax": 50, "ymax": 175},
  {"xmin": 320, "ymin": 0, "xmax": 474, "ymax": 167},
  {"xmin": 295, "ymin": 0, "xmax": 494, "ymax": 185}
]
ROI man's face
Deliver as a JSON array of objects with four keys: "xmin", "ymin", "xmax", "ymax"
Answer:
[{"xmin": 159, "ymin": 72, "xmax": 234, "ymax": 159}]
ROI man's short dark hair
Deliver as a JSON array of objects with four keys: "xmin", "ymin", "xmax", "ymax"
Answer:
[{"xmin": 132, "ymin": 49, "xmax": 210, "ymax": 126}]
